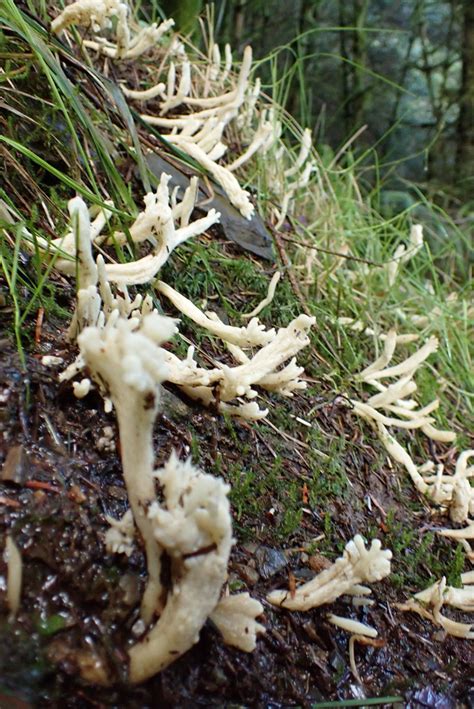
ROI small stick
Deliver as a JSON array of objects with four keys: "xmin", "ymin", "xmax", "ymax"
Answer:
[
  {"xmin": 0, "ymin": 496, "xmax": 21, "ymax": 508},
  {"xmin": 35, "ymin": 307, "xmax": 44, "ymax": 345},
  {"xmin": 281, "ymin": 231, "xmax": 383, "ymax": 268},
  {"xmin": 25, "ymin": 480, "xmax": 61, "ymax": 494},
  {"xmin": 271, "ymin": 227, "xmax": 311, "ymax": 316}
]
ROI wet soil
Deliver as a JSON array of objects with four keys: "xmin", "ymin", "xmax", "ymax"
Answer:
[{"xmin": 0, "ymin": 319, "xmax": 473, "ymax": 708}]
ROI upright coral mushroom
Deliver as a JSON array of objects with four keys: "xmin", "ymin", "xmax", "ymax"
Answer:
[
  {"xmin": 52, "ymin": 0, "xmax": 174, "ymax": 59},
  {"xmin": 77, "ymin": 311, "xmax": 264, "ymax": 683},
  {"xmin": 35, "ymin": 177, "xmax": 220, "ymax": 287},
  {"xmin": 128, "ymin": 453, "xmax": 234, "ymax": 683},
  {"xmin": 398, "ymin": 574, "xmax": 474, "ymax": 639},
  {"xmin": 78, "ymin": 311, "xmax": 177, "ymax": 623},
  {"xmin": 78, "ymin": 302, "xmax": 263, "ymax": 683},
  {"xmin": 349, "ymin": 332, "xmax": 458, "ymax": 503},
  {"xmin": 267, "ymin": 535, "xmax": 392, "ymax": 611}
]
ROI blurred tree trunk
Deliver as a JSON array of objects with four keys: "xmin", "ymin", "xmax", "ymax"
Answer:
[
  {"xmin": 338, "ymin": 0, "xmax": 351, "ymax": 136},
  {"xmin": 351, "ymin": 0, "xmax": 369, "ymax": 128},
  {"xmin": 286, "ymin": 0, "xmax": 314, "ymax": 124},
  {"xmin": 456, "ymin": 0, "xmax": 474, "ymax": 184},
  {"xmin": 338, "ymin": 0, "xmax": 369, "ymax": 136}
]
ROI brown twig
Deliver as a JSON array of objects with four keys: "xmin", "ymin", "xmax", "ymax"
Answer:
[
  {"xmin": 25, "ymin": 480, "xmax": 61, "ymax": 494},
  {"xmin": 0, "ymin": 496, "xmax": 21, "ymax": 508},
  {"xmin": 271, "ymin": 225, "xmax": 312, "ymax": 316},
  {"xmin": 34, "ymin": 307, "xmax": 44, "ymax": 345},
  {"xmin": 282, "ymin": 230, "xmax": 383, "ymax": 268}
]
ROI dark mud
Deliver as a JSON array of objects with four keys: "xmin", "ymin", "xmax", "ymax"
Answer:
[{"xmin": 0, "ymin": 323, "xmax": 473, "ymax": 708}]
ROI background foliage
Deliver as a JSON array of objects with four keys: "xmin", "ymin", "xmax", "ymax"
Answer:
[{"xmin": 157, "ymin": 0, "xmax": 474, "ymax": 212}]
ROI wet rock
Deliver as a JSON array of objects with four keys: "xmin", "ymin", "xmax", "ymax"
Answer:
[
  {"xmin": 1, "ymin": 445, "xmax": 29, "ymax": 484},
  {"xmin": 161, "ymin": 388, "xmax": 191, "ymax": 419},
  {"xmin": 255, "ymin": 546, "xmax": 287, "ymax": 579},
  {"xmin": 234, "ymin": 563, "xmax": 259, "ymax": 586},
  {"xmin": 302, "ymin": 619, "xmax": 319, "ymax": 642},
  {"xmin": 328, "ymin": 648, "xmax": 346, "ymax": 675},
  {"xmin": 107, "ymin": 485, "xmax": 128, "ymax": 501},
  {"xmin": 293, "ymin": 567, "xmax": 315, "ymax": 581},
  {"xmin": 119, "ymin": 573, "xmax": 141, "ymax": 607},
  {"xmin": 406, "ymin": 686, "xmax": 456, "ymax": 709}
]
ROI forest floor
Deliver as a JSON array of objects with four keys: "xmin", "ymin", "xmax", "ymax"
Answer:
[{"xmin": 0, "ymin": 250, "xmax": 473, "ymax": 708}]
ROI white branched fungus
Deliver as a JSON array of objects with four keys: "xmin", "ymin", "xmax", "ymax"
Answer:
[
  {"xmin": 241, "ymin": 271, "xmax": 281, "ymax": 320},
  {"xmin": 68, "ymin": 277, "xmax": 265, "ymax": 681},
  {"xmin": 154, "ymin": 285, "xmax": 314, "ymax": 418},
  {"xmin": 217, "ymin": 314, "xmax": 315, "ymax": 403},
  {"xmin": 41, "ymin": 0, "xmax": 471, "ymax": 670},
  {"xmin": 414, "ymin": 575, "xmax": 474, "ymax": 612},
  {"xmin": 104, "ymin": 175, "xmax": 220, "ymax": 285},
  {"xmin": 398, "ymin": 574, "xmax": 474, "ymax": 639},
  {"xmin": 439, "ymin": 523, "xmax": 474, "ymax": 540},
  {"xmin": 228, "ymin": 110, "xmax": 275, "ymax": 172},
  {"xmin": 350, "ymin": 333, "xmax": 458, "ymax": 503},
  {"xmin": 156, "ymin": 281, "xmax": 275, "ymax": 347},
  {"xmin": 268, "ymin": 127, "xmax": 318, "ymax": 229},
  {"xmin": 4, "ymin": 536, "xmax": 22, "ymax": 617},
  {"xmin": 327, "ymin": 614, "xmax": 378, "ymax": 638},
  {"xmin": 210, "ymin": 592, "xmax": 265, "ymax": 652},
  {"xmin": 267, "ymin": 535, "xmax": 391, "ymax": 611},
  {"xmin": 164, "ymin": 313, "xmax": 313, "ymax": 418},
  {"xmin": 337, "ymin": 319, "xmax": 419, "ymax": 346},
  {"xmin": 165, "ymin": 137, "xmax": 255, "ymax": 219},
  {"xmin": 387, "ymin": 224, "xmax": 424, "ymax": 286},
  {"xmin": 51, "ymin": 0, "xmax": 128, "ymax": 36},
  {"xmin": 127, "ymin": 453, "xmax": 235, "ymax": 684},
  {"xmin": 66, "ymin": 198, "xmax": 102, "ymax": 338},
  {"xmin": 41, "ymin": 355, "xmax": 65, "ymax": 367},
  {"xmin": 58, "ymin": 212, "xmax": 314, "ymax": 422},
  {"xmin": 72, "ymin": 378, "xmax": 92, "ymax": 398},
  {"xmin": 438, "ymin": 523, "xmax": 474, "ymax": 561},
  {"xmin": 218, "ymin": 400, "xmax": 269, "ymax": 420},
  {"xmin": 96, "ymin": 425, "xmax": 116, "ymax": 452},
  {"xmin": 78, "ymin": 312, "xmax": 177, "ymax": 622},
  {"xmin": 38, "ymin": 179, "xmax": 219, "ymax": 287},
  {"xmin": 328, "ymin": 612, "xmax": 382, "ymax": 681},
  {"xmin": 28, "ymin": 198, "xmax": 113, "ymax": 278},
  {"xmin": 52, "ymin": 1, "xmax": 174, "ymax": 60},
  {"xmin": 376, "ymin": 422, "xmax": 428, "ymax": 495},
  {"xmin": 105, "ymin": 509, "xmax": 135, "ymax": 557},
  {"xmin": 137, "ymin": 45, "xmax": 258, "ymax": 219},
  {"xmin": 420, "ymin": 450, "xmax": 474, "ymax": 523}
]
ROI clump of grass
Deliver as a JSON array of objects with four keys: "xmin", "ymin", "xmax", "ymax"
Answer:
[{"xmin": 382, "ymin": 509, "xmax": 466, "ymax": 590}]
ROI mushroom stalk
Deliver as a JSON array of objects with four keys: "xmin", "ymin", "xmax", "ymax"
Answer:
[
  {"xmin": 129, "ymin": 548, "xmax": 229, "ymax": 682},
  {"xmin": 77, "ymin": 314, "xmax": 178, "ymax": 622},
  {"xmin": 114, "ymin": 392, "xmax": 164, "ymax": 621},
  {"xmin": 130, "ymin": 452, "xmax": 234, "ymax": 682}
]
